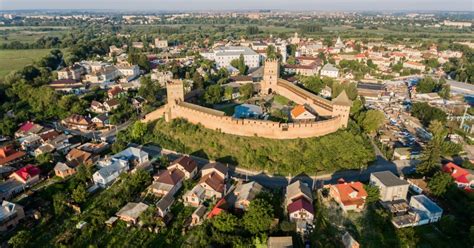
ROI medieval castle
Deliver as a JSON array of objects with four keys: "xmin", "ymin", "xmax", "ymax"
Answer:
[{"xmin": 142, "ymin": 59, "xmax": 351, "ymax": 139}]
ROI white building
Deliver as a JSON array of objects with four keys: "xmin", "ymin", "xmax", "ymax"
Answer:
[
  {"xmin": 116, "ymin": 64, "xmax": 140, "ymax": 82},
  {"xmin": 93, "ymin": 159, "xmax": 129, "ymax": 188},
  {"xmin": 409, "ymin": 195, "xmax": 443, "ymax": 224},
  {"xmin": 320, "ymin": 64, "xmax": 339, "ymax": 78},
  {"xmin": 201, "ymin": 46, "xmax": 260, "ymax": 69},
  {"xmin": 151, "ymin": 70, "xmax": 173, "ymax": 86}
]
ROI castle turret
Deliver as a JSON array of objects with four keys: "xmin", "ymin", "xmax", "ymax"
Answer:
[
  {"xmin": 261, "ymin": 59, "xmax": 279, "ymax": 95},
  {"xmin": 331, "ymin": 90, "xmax": 352, "ymax": 128}
]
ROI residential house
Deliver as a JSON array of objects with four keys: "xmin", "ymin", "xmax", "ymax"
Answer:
[
  {"xmin": 442, "ymin": 162, "xmax": 474, "ymax": 191},
  {"xmin": 91, "ymin": 114, "xmax": 111, "ymax": 128},
  {"xmin": 232, "ymin": 181, "xmax": 263, "ymax": 211},
  {"xmin": 57, "ymin": 64, "xmax": 84, "ymax": 80},
  {"xmin": 15, "ymin": 121, "xmax": 43, "ymax": 138},
  {"xmin": 61, "ymin": 114, "xmax": 94, "ymax": 130},
  {"xmin": 108, "ymin": 86, "xmax": 126, "ymax": 99},
  {"xmin": 9, "ymin": 165, "xmax": 40, "ymax": 185},
  {"xmin": 267, "ymin": 236, "xmax": 293, "ymax": 248},
  {"xmin": 290, "ymin": 105, "xmax": 316, "ymax": 122},
  {"xmin": 288, "ymin": 198, "xmax": 314, "ymax": 232},
  {"xmin": 20, "ymin": 134, "xmax": 42, "ymax": 151},
  {"xmin": 77, "ymin": 142, "xmax": 110, "ymax": 155},
  {"xmin": 370, "ymin": 171, "xmax": 409, "ymax": 202},
  {"xmin": 116, "ymin": 64, "xmax": 140, "ymax": 82},
  {"xmin": 284, "ymin": 63, "xmax": 319, "ymax": 76},
  {"xmin": 199, "ymin": 172, "xmax": 226, "ymax": 200},
  {"xmin": 66, "ymin": 148, "xmax": 97, "ymax": 167},
  {"xmin": 320, "ymin": 64, "xmax": 339, "ymax": 78},
  {"xmin": 156, "ymin": 194, "xmax": 175, "ymax": 218},
  {"xmin": 201, "ymin": 162, "xmax": 228, "ymax": 179},
  {"xmin": 112, "ymin": 147, "xmax": 149, "ymax": 167},
  {"xmin": 103, "ymin": 99, "xmax": 120, "ymax": 112},
  {"xmin": 93, "ymin": 158, "xmax": 129, "ymax": 188},
  {"xmin": 0, "ymin": 201, "xmax": 25, "ymax": 231},
  {"xmin": 285, "ymin": 180, "xmax": 313, "ymax": 207},
  {"xmin": 168, "ymin": 156, "xmax": 198, "ymax": 179},
  {"xmin": 409, "ymin": 195, "xmax": 443, "ymax": 224},
  {"xmin": 328, "ymin": 181, "xmax": 368, "ymax": 212},
  {"xmin": 183, "ymin": 185, "xmax": 206, "ymax": 207},
  {"xmin": 191, "ymin": 205, "xmax": 207, "ymax": 226},
  {"xmin": 116, "ymin": 202, "xmax": 149, "ymax": 224},
  {"xmin": 0, "ymin": 146, "xmax": 26, "ymax": 166},
  {"xmin": 285, "ymin": 181, "xmax": 314, "ymax": 233},
  {"xmin": 54, "ymin": 162, "xmax": 77, "ymax": 179},
  {"xmin": 150, "ymin": 169, "xmax": 185, "ymax": 197},
  {"xmin": 90, "ymin": 101, "xmax": 107, "ymax": 114}
]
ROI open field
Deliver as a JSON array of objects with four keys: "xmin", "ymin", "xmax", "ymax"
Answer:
[
  {"xmin": 0, "ymin": 49, "xmax": 52, "ymax": 78},
  {"xmin": 0, "ymin": 26, "xmax": 70, "ymax": 45}
]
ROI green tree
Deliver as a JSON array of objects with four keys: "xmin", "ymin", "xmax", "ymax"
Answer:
[
  {"xmin": 8, "ymin": 230, "xmax": 31, "ymax": 248},
  {"xmin": 301, "ymin": 76, "xmax": 325, "ymax": 94},
  {"xmin": 397, "ymin": 228, "xmax": 419, "ymax": 248},
  {"xmin": 428, "ymin": 171, "xmax": 454, "ymax": 196},
  {"xmin": 53, "ymin": 192, "xmax": 67, "ymax": 216},
  {"xmin": 224, "ymin": 87, "xmax": 234, "ymax": 100},
  {"xmin": 204, "ymin": 85, "xmax": 223, "ymax": 104},
  {"xmin": 211, "ymin": 212, "xmax": 238, "ymax": 233},
  {"xmin": 72, "ymin": 184, "xmax": 88, "ymax": 204},
  {"xmin": 130, "ymin": 121, "xmax": 147, "ymax": 142},
  {"xmin": 242, "ymin": 199, "xmax": 274, "ymax": 234},
  {"xmin": 239, "ymin": 83, "xmax": 254, "ymax": 100},
  {"xmin": 417, "ymin": 121, "xmax": 446, "ymax": 176},
  {"xmin": 361, "ymin": 110, "xmax": 385, "ymax": 134},
  {"xmin": 364, "ymin": 184, "xmax": 380, "ymax": 204},
  {"xmin": 230, "ymin": 54, "xmax": 248, "ymax": 75}
]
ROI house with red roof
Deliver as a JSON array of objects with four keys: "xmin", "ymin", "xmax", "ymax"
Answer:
[
  {"xmin": 9, "ymin": 165, "xmax": 41, "ymax": 185},
  {"xmin": 285, "ymin": 180, "xmax": 314, "ymax": 233},
  {"xmin": 14, "ymin": 121, "xmax": 43, "ymax": 138},
  {"xmin": 150, "ymin": 169, "xmax": 185, "ymax": 197},
  {"xmin": 327, "ymin": 180, "xmax": 368, "ymax": 212},
  {"xmin": 0, "ymin": 145, "xmax": 26, "ymax": 166},
  {"xmin": 290, "ymin": 105, "xmax": 316, "ymax": 122},
  {"xmin": 168, "ymin": 156, "xmax": 198, "ymax": 179},
  {"xmin": 443, "ymin": 162, "xmax": 474, "ymax": 191}
]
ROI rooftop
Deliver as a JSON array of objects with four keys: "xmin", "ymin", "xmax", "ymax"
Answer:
[{"xmin": 372, "ymin": 171, "xmax": 409, "ymax": 187}]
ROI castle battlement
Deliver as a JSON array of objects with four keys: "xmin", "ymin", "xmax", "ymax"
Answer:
[{"xmin": 143, "ymin": 60, "xmax": 351, "ymax": 139}]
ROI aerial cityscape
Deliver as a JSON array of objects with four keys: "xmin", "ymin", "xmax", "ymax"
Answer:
[{"xmin": 0, "ymin": 0, "xmax": 473, "ymax": 247}]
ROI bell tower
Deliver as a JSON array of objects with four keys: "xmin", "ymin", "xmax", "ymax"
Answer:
[{"xmin": 261, "ymin": 59, "xmax": 279, "ymax": 95}]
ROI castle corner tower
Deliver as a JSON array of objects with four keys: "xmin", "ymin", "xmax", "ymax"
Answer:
[{"xmin": 331, "ymin": 90, "xmax": 352, "ymax": 128}]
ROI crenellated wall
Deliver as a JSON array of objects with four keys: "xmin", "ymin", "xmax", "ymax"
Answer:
[{"xmin": 143, "ymin": 102, "xmax": 343, "ymax": 139}]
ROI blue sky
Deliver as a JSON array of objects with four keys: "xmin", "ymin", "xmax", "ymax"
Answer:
[{"xmin": 0, "ymin": 0, "xmax": 473, "ymax": 11}]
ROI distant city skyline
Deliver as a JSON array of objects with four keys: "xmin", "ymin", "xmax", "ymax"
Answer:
[{"xmin": 1, "ymin": 0, "xmax": 473, "ymax": 12}]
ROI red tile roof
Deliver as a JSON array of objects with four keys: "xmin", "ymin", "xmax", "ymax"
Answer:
[
  {"xmin": 207, "ymin": 198, "xmax": 226, "ymax": 219},
  {"xmin": 18, "ymin": 121, "xmax": 35, "ymax": 132},
  {"xmin": 291, "ymin": 105, "xmax": 307, "ymax": 118},
  {"xmin": 14, "ymin": 164, "xmax": 41, "ymax": 181},
  {"xmin": 443, "ymin": 162, "xmax": 472, "ymax": 184},
  {"xmin": 287, "ymin": 198, "xmax": 313, "ymax": 214},
  {"xmin": 171, "ymin": 156, "xmax": 197, "ymax": 173},
  {"xmin": 333, "ymin": 181, "xmax": 367, "ymax": 206},
  {"xmin": 0, "ymin": 146, "xmax": 26, "ymax": 165},
  {"xmin": 199, "ymin": 172, "xmax": 225, "ymax": 193},
  {"xmin": 156, "ymin": 169, "xmax": 185, "ymax": 185}
]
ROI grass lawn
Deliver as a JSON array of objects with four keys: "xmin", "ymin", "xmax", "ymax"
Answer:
[
  {"xmin": 273, "ymin": 95, "xmax": 291, "ymax": 106},
  {"xmin": 0, "ymin": 49, "xmax": 52, "ymax": 78}
]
